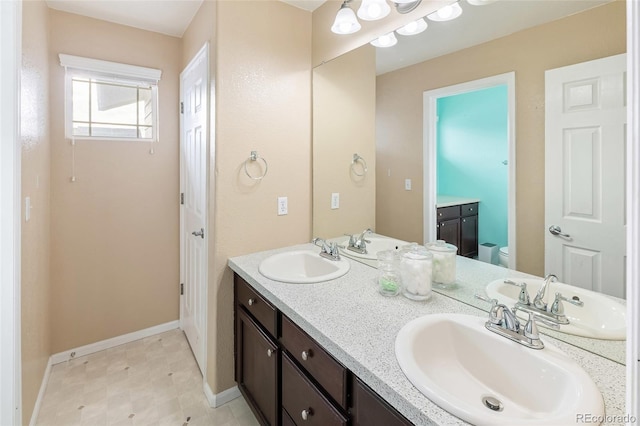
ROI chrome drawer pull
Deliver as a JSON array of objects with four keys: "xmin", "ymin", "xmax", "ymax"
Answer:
[
  {"xmin": 248, "ymin": 298, "xmax": 255, "ymax": 306},
  {"xmin": 301, "ymin": 408, "xmax": 313, "ymax": 420},
  {"xmin": 301, "ymin": 350, "xmax": 312, "ymax": 361},
  {"xmin": 267, "ymin": 349, "xmax": 273, "ymax": 357}
]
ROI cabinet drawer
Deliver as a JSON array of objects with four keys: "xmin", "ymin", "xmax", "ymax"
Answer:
[
  {"xmin": 280, "ymin": 315, "xmax": 347, "ymax": 408},
  {"xmin": 461, "ymin": 202, "xmax": 478, "ymax": 217},
  {"xmin": 235, "ymin": 275, "xmax": 277, "ymax": 336},
  {"xmin": 282, "ymin": 353, "xmax": 348, "ymax": 426},
  {"xmin": 437, "ymin": 205, "xmax": 460, "ymax": 221}
]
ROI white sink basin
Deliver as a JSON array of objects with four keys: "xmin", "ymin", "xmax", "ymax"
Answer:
[
  {"xmin": 338, "ymin": 236, "xmax": 409, "ymax": 260},
  {"xmin": 485, "ymin": 279, "xmax": 626, "ymax": 340},
  {"xmin": 258, "ymin": 250, "xmax": 350, "ymax": 284},
  {"xmin": 395, "ymin": 314, "xmax": 604, "ymax": 425}
]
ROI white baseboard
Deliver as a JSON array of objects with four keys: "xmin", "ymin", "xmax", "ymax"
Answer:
[
  {"xmin": 28, "ymin": 358, "xmax": 52, "ymax": 426},
  {"xmin": 204, "ymin": 382, "xmax": 241, "ymax": 408},
  {"xmin": 50, "ymin": 320, "xmax": 179, "ymax": 365}
]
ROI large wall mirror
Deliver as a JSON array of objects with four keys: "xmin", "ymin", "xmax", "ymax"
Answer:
[{"xmin": 312, "ymin": 0, "xmax": 626, "ymax": 363}]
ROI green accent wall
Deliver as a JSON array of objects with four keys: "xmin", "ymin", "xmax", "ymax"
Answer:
[{"xmin": 437, "ymin": 85, "xmax": 508, "ymax": 248}]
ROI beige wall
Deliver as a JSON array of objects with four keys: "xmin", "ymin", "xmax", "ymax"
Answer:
[
  {"xmin": 313, "ymin": 44, "xmax": 376, "ymax": 238},
  {"xmin": 21, "ymin": 0, "xmax": 51, "ymax": 420},
  {"xmin": 48, "ymin": 10, "xmax": 182, "ymax": 352},
  {"xmin": 182, "ymin": 1, "xmax": 312, "ymax": 393},
  {"xmin": 376, "ymin": 1, "xmax": 626, "ymax": 275}
]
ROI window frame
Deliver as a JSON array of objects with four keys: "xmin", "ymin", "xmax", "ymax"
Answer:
[{"xmin": 59, "ymin": 54, "xmax": 161, "ymax": 143}]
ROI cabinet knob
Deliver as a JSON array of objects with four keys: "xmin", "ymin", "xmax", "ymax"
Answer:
[
  {"xmin": 301, "ymin": 350, "xmax": 312, "ymax": 361},
  {"xmin": 248, "ymin": 298, "xmax": 255, "ymax": 306},
  {"xmin": 301, "ymin": 408, "xmax": 313, "ymax": 421},
  {"xmin": 267, "ymin": 349, "xmax": 273, "ymax": 357}
]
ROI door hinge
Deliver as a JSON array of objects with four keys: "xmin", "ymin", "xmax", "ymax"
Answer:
[
  {"xmin": 180, "ymin": 283, "xmax": 184, "ymax": 295},
  {"xmin": 180, "ymin": 193, "xmax": 184, "ymax": 205},
  {"xmin": 180, "ymin": 102, "xmax": 184, "ymax": 114}
]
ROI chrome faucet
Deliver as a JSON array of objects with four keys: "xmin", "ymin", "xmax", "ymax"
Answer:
[
  {"xmin": 345, "ymin": 228, "xmax": 372, "ymax": 254},
  {"xmin": 312, "ymin": 237, "xmax": 341, "ymax": 261},
  {"xmin": 504, "ymin": 275, "xmax": 583, "ymax": 325},
  {"xmin": 533, "ymin": 274, "xmax": 558, "ymax": 310},
  {"xmin": 476, "ymin": 294, "xmax": 559, "ymax": 350}
]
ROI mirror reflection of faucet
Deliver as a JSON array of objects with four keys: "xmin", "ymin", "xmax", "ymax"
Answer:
[
  {"xmin": 504, "ymin": 274, "xmax": 584, "ymax": 325},
  {"xmin": 345, "ymin": 228, "xmax": 372, "ymax": 254}
]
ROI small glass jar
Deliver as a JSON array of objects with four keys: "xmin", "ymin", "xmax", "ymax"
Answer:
[
  {"xmin": 377, "ymin": 250, "xmax": 401, "ymax": 297},
  {"xmin": 400, "ymin": 245, "xmax": 433, "ymax": 301},
  {"xmin": 425, "ymin": 240, "xmax": 457, "ymax": 289}
]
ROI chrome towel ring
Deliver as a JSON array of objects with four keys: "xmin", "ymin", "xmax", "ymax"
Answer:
[
  {"xmin": 351, "ymin": 153, "xmax": 368, "ymax": 177},
  {"xmin": 244, "ymin": 151, "xmax": 268, "ymax": 180}
]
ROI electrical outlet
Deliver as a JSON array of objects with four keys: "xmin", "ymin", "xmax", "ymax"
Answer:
[
  {"xmin": 331, "ymin": 193, "xmax": 340, "ymax": 210},
  {"xmin": 405, "ymin": 179, "xmax": 412, "ymax": 191},
  {"xmin": 278, "ymin": 197, "xmax": 288, "ymax": 215}
]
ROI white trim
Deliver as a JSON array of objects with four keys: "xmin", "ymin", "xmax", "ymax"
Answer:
[
  {"xmin": 59, "ymin": 54, "xmax": 161, "ymax": 82},
  {"xmin": 627, "ymin": 0, "xmax": 640, "ymax": 417},
  {"xmin": 28, "ymin": 359, "xmax": 52, "ymax": 426},
  {"xmin": 0, "ymin": 1, "xmax": 22, "ymax": 425},
  {"xmin": 203, "ymin": 383, "xmax": 241, "ymax": 408},
  {"xmin": 49, "ymin": 321, "xmax": 179, "ymax": 365},
  {"xmin": 423, "ymin": 73, "xmax": 516, "ymax": 268}
]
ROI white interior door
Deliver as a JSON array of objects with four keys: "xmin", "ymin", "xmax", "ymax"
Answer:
[
  {"xmin": 180, "ymin": 44, "xmax": 208, "ymax": 373},
  {"xmin": 545, "ymin": 53, "xmax": 626, "ymax": 298}
]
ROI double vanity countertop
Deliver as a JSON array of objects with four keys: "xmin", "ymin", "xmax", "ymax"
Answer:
[{"xmin": 228, "ymin": 243, "xmax": 626, "ymax": 425}]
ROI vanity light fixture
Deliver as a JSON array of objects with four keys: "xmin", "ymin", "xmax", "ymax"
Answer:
[
  {"xmin": 466, "ymin": 0, "xmax": 498, "ymax": 5},
  {"xmin": 427, "ymin": 1, "xmax": 463, "ymax": 21},
  {"xmin": 396, "ymin": 18, "xmax": 428, "ymax": 36},
  {"xmin": 357, "ymin": 0, "xmax": 391, "ymax": 21},
  {"xmin": 371, "ymin": 31, "xmax": 398, "ymax": 48},
  {"xmin": 331, "ymin": 0, "xmax": 362, "ymax": 35}
]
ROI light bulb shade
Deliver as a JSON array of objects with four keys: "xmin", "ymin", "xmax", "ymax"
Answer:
[
  {"xmin": 396, "ymin": 18, "xmax": 428, "ymax": 36},
  {"xmin": 370, "ymin": 32, "xmax": 398, "ymax": 48},
  {"xmin": 357, "ymin": 0, "xmax": 391, "ymax": 21},
  {"xmin": 331, "ymin": 4, "xmax": 362, "ymax": 34},
  {"xmin": 427, "ymin": 2, "xmax": 462, "ymax": 21}
]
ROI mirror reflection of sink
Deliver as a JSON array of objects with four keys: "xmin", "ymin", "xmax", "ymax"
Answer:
[
  {"xmin": 395, "ymin": 314, "xmax": 604, "ymax": 425},
  {"xmin": 258, "ymin": 250, "xmax": 350, "ymax": 284},
  {"xmin": 337, "ymin": 236, "xmax": 409, "ymax": 260},
  {"xmin": 485, "ymin": 279, "xmax": 626, "ymax": 340}
]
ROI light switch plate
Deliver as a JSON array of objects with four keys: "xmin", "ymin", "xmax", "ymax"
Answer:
[
  {"xmin": 405, "ymin": 179, "xmax": 412, "ymax": 191},
  {"xmin": 278, "ymin": 197, "xmax": 288, "ymax": 216},
  {"xmin": 25, "ymin": 197, "xmax": 31, "ymax": 222},
  {"xmin": 331, "ymin": 193, "xmax": 339, "ymax": 210}
]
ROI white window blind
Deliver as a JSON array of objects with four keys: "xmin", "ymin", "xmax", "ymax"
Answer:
[{"xmin": 59, "ymin": 54, "xmax": 162, "ymax": 142}]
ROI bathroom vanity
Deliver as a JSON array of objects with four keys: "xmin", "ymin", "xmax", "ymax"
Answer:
[
  {"xmin": 436, "ymin": 196, "xmax": 479, "ymax": 258},
  {"xmin": 229, "ymin": 244, "xmax": 626, "ymax": 425}
]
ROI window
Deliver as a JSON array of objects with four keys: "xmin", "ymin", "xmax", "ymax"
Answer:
[{"xmin": 60, "ymin": 54, "xmax": 162, "ymax": 142}]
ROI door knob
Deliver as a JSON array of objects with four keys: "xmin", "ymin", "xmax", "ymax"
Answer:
[
  {"xmin": 191, "ymin": 228, "xmax": 204, "ymax": 239},
  {"xmin": 549, "ymin": 225, "xmax": 570, "ymax": 238}
]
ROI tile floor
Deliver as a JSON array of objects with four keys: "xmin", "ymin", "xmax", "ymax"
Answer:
[{"xmin": 35, "ymin": 329, "xmax": 259, "ymax": 426}]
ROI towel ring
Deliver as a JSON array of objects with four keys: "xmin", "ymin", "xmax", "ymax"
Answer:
[
  {"xmin": 244, "ymin": 151, "xmax": 268, "ymax": 180},
  {"xmin": 351, "ymin": 153, "xmax": 368, "ymax": 177}
]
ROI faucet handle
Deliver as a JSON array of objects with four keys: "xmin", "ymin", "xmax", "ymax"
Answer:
[
  {"xmin": 513, "ymin": 307, "xmax": 560, "ymax": 340},
  {"xmin": 474, "ymin": 293, "xmax": 498, "ymax": 307},
  {"xmin": 503, "ymin": 279, "xmax": 530, "ymax": 305},
  {"xmin": 474, "ymin": 294, "xmax": 503, "ymax": 325},
  {"xmin": 550, "ymin": 292, "xmax": 584, "ymax": 315}
]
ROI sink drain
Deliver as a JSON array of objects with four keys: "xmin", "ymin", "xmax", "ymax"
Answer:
[{"xmin": 482, "ymin": 396, "xmax": 504, "ymax": 412}]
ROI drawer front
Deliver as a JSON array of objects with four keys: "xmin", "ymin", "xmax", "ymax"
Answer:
[
  {"xmin": 437, "ymin": 205, "xmax": 460, "ymax": 221},
  {"xmin": 235, "ymin": 275, "xmax": 277, "ymax": 336},
  {"xmin": 461, "ymin": 202, "xmax": 478, "ymax": 217},
  {"xmin": 280, "ymin": 315, "xmax": 347, "ymax": 408},
  {"xmin": 282, "ymin": 353, "xmax": 348, "ymax": 426}
]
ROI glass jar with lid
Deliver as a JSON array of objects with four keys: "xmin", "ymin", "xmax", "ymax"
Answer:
[
  {"xmin": 376, "ymin": 249, "xmax": 401, "ymax": 297},
  {"xmin": 400, "ymin": 244, "xmax": 433, "ymax": 301},
  {"xmin": 425, "ymin": 240, "xmax": 457, "ymax": 288}
]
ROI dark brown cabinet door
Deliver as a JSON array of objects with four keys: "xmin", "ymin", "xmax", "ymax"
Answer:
[
  {"xmin": 236, "ymin": 307, "xmax": 278, "ymax": 426},
  {"xmin": 351, "ymin": 377, "xmax": 412, "ymax": 426},
  {"xmin": 460, "ymin": 215, "xmax": 478, "ymax": 257},
  {"xmin": 437, "ymin": 218, "xmax": 460, "ymax": 248}
]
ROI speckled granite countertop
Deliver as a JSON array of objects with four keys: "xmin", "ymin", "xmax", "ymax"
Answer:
[
  {"xmin": 436, "ymin": 195, "xmax": 481, "ymax": 208},
  {"xmin": 228, "ymin": 243, "xmax": 626, "ymax": 426}
]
